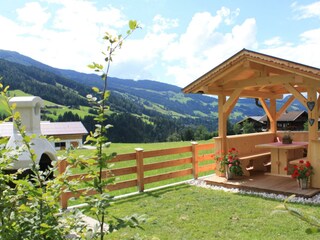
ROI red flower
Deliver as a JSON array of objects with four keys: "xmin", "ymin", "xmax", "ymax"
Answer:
[
  {"xmin": 306, "ymin": 161, "xmax": 311, "ymax": 168},
  {"xmin": 291, "ymin": 169, "xmax": 299, "ymax": 178},
  {"xmin": 299, "ymin": 159, "xmax": 304, "ymax": 164}
]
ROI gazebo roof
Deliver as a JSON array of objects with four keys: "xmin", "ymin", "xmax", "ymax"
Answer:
[{"xmin": 183, "ymin": 49, "xmax": 320, "ymax": 99}]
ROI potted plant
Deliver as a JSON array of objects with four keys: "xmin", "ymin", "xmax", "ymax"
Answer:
[
  {"xmin": 282, "ymin": 131, "xmax": 293, "ymax": 144},
  {"xmin": 215, "ymin": 148, "xmax": 243, "ymax": 179},
  {"xmin": 285, "ymin": 159, "xmax": 313, "ymax": 189}
]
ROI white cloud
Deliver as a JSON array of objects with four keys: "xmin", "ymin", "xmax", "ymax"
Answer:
[
  {"xmin": 263, "ymin": 37, "xmax": 283, "ymax": 47},
  {"xmin": 109, "ymin": 7, "xmax": 254, "ymax": 86},
  {"xmin": 163, "ymin": 10, "xmax": 257, "ymax": 87},
  {"xmin": 0, "ymin": 0, "xmax": 129, "ymax": 73},
  {"xmin": 217, "ymin": 6, "xmax": 240, "ymax": 25},
  {"xmin": 152, "ymin": 14, "xmax": 179, "ymax": 33},
  {"xmin": 16, "ymin": 2, "xmax": 51, "ymax": 27},
  {"xmin": 261, "ymin": 28, "xmax": 320, "ymax": 69},
  {"xmin": 292, "ymin": 1, "xmax": 320, "ymax": 19}
]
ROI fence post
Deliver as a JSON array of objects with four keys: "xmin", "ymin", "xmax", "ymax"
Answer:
[
  {"xmin": 192, "ymin": 142, "xmax": 199, "ymax": 179},
  {"xmin": 58, "ymin": 158, "xmax": 68, "ymax": 209},
  {"xmin": 135, "ymin": 148, "xmax": 145, "ymax": 192}
]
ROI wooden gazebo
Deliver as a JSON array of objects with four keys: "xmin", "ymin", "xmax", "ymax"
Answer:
[{"xmin": 183, "ymin": 49, "xmax": 320, "ymax": 188}]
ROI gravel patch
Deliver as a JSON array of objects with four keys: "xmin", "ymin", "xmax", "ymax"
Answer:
[{"xmin": 187, "ymin": 179, "xmax": 320, "ymax": 205}]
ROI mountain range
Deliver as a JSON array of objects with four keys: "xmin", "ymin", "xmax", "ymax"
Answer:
[{"xmin": 0, "ymin": 49, "xmax": 306, "ymax": 141}]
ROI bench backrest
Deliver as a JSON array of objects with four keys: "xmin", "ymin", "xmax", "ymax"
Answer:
[{"xmin": 226, "ymin": 132, "xmax": 275, "ymax": 157}]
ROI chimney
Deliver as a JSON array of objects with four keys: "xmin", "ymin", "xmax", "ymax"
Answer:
[
  {"xmin": 9, "ymin": 96, "xmax": 43, "ymax": 135},
  {"xmin": 6, "ymin": 96, "xmax": 57, "ymax": 170}
]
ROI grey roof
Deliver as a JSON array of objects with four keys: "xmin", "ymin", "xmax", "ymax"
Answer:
[
  {"xmin": 250, "ymin": 116, "xmax": 264, "ymax": 122},
  {"xmin": 0, "ymin": 121, "xmax": 88, "ymax": 137},
  {"xmin": 260, "ymin": 111, "xmax": 306, "ymax": 122},
  {"xmin": 236, "ymin": 116, "xmax": 265, "ymax": 125}
]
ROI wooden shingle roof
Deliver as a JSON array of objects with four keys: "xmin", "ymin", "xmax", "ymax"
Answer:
[{"xmin": 183, "ymin": 49, "xmax": 320, "ymax": 99}]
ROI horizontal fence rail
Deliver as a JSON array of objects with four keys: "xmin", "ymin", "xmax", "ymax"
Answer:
[{"xmin": 59, "ymin": 142, "xmax": 215, "ymax": 209}]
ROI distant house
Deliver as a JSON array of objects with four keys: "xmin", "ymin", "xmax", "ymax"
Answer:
[
  {"xmin": 236, "ymin": 116, "xmax": 266, "ymax": 132},
  {"xmin": 0, "ymin": 121, "xmax": 88, "ymax": 150},
  {"xmin": 239, "ymin": 111, "xmax": 308, "ymax": 132},
  {"xmin": 260, "ymin": 111, "xmax": 308, "ymax": 131}
]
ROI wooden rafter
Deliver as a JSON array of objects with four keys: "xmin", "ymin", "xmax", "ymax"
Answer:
[
  {"xmin": 225, "ymin": 74, "xmax": 295, "ymax": 89},
  {"xmin": 259, "ymin": 98, "xmax": 275, "ymax": 122},
  {"xmin": 205, "ymin": 89, "xmax": 282, "ymax": 99},
  {"xmin": 276, "ymin": 95, "xmax": 295, "ymax": 120},
  {"xmin": 223, "ymin": 88, "xmax": 242, "ymax": 116},
  {"xmin": 283, "ymin": 83, "xmax": 307, "ymax": 108}
]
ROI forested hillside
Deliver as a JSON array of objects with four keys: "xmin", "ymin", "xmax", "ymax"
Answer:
[{"xmin": 0, "ymin": 49, "xmax": 306, "ymax": 142}]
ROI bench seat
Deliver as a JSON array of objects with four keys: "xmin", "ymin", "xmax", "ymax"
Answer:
[
  {"xmin": 289, "ymin": 157, "xmax": 308, "ymax": 165},
  {"xmin": 238, "ymin": 152, "xmax": 271, "ymax": 176}
]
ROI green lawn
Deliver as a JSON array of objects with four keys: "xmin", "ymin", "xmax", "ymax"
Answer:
[
  {"xmin": 57, "ymin": 142, "xmax": 320, "ymax": 239},
  {"xmin": 105, "ymin": 184, "xmax": 320, "ymax": 240}
]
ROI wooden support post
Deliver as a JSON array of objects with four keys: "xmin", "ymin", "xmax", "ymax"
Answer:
[
  {"xmin": 191, "ymin": 142, "xmax": 199, "ymax": 179},
  {"xmin": 58, "ymin": 158, "xmax": 68, "ymax": 209},
  {"xmin": 269, "ymin": 99, "xmax": 277, "ymax": 133},
  {"xmin": 218, "ymin": 94, "xmax": 227, "ymax": 152},
  {"xmin": 306, "ymin": 88, "xmax": 319, "ymax": 187},
  {"xmin": 135, "ymin": 148, "xmax": 145, "ymax": 192}
]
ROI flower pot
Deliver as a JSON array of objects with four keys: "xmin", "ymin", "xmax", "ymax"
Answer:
[
  {"xmin": 282, "ymin": 138, "xmax": 292, "ymax": 144},
  {"xmin": 298, "ymin": 178, "xmax": 309, "ymax": 189},
  {"xmin": 226, "ymin": 167, "xmax": 235, "ymax": 180}
]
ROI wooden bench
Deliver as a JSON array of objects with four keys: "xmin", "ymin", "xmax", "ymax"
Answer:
[
  {"xmin": 239, "ymin": 152, "xmax": 271, "ymax": 176},
  {"xmin": 219, "ymin": 132, "xmax": 276, "ymax": 177}
]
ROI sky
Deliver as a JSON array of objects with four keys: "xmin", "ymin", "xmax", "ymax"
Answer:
[{"xmin": 1, "ymin": 0, "xmax": 320, "ymax": 87}]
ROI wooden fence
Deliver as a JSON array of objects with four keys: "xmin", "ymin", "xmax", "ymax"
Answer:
[{"xmin": 58, "ymin": 142, "xmax": 215, "ymax": 209}]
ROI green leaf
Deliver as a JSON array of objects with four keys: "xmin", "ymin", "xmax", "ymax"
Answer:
[
  {"xmin": 104, "ymin": 91, "xmax": 110, "ymax": 99},
  {"xmin": 92, "ymin": 87, "xmax": 100, "ymax": 93},
  {"xmin": 129, "ymin": 20, "xmax": 138, "ymax": 30}
]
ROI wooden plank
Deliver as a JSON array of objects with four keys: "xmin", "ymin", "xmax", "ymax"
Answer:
[
  {"xmin": 62, "ymin": 179, "xmax": 138, "ymax": 203},
  {"xmin": 199, "ymin": 164, "xmax": 216, "ymax": 173},
  {"xmin": 144, "ymin": 169, "xmax": 193, "ymax": 184},
  {"xmin": 206, "ymin": 89, "xmax": 283, "ymax": 99},
  {"xmin": 143, "ymin": 146, "xmax": 192, "ymax": 158},
  {"xmin": 144, "ymin": 157, "xmax": 192, "ymax": 171},
  {"xmin": 239, "ymin": 152, "xmax": 271, "ymax": 161},
  {"xmin": 204, "ymin": 174, "xmax": 320, "ymax": 198},
  {"xmin": 197, "ymin": 143, "xmax": 215, "ymax": 151},
  {"xmin": 67, "ymin": 166, "xmax": 137, "ymax": 181},
  {"xmin": 110, "ymin": 153, "xmax": 136, "ymax": 163},
  {"xmin": 229, "ymin": 74, "xmax": 295, "ymax": 89},
  {"xmin": 108, "ymin": 179, "xmax": 138, "ymax": 191},
  {"xmin": 198, "ymin": 153, "xmax": 215, "ymax": 162},
  {"xmin": 112, "ymin": 166, "xmax": 137, "ymax": 176}
]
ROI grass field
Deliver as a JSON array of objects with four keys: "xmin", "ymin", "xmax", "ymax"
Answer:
[
  {"xmin": 103, "ymin": 184, "xmax": 320, "ymax": 239},
  {"xmin": 58, "ymin": 142, "xmax": 320, "ymax": 239}
]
